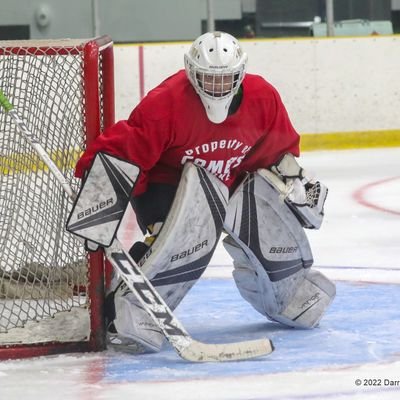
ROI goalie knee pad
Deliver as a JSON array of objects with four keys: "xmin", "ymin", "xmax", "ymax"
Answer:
[{"xmin": 223, "ymin": 172, "xmax": 335, "ymax": 328}]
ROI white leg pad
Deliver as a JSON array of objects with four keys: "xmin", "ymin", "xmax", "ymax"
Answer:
[
  {"xmin": 111, "ymin": 163, "xmax": 228, "ymax": 351},
  {"xmin": 223, "ymin": 172, "xmax": 336, "ymax": 329},
  {"xmin": 225, "ymin": 237, "xmax": 335, "ymax": 328},
  {"xmin": 276, "ymin": 269, "xmax": 336, "ymax": 328},
  {"xmin": 113, "ymin": 284, "xmax": 164, "ymax": 352}
]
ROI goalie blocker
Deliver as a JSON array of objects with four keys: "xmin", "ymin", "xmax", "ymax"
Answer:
[{"xmin": 66, "ymin": 152, "xmax": 140, "ymax": 249}]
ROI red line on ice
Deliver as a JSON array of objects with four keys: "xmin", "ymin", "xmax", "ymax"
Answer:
[{"xmin": 352, "ymin": 176, "xmax": 400, "ymax": 216}]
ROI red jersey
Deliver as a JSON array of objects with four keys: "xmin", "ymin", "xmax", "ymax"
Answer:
[{"xmin": 75, "ymin": 70, "xmax": 300, "ymax": 195}]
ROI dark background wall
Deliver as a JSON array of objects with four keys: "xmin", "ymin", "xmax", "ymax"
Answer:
[
  {"xmin": 256, "ymin": 0, "xmax": 392, "ymax": 37},
  {"xmin": 0, "ymin": 0, "xmax": 396, "ymax": 41}
]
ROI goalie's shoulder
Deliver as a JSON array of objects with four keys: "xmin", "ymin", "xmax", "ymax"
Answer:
[
  {"xmin": 243, "ymin": 73, "xmax": 282, "ymax": 102},
  {"xmin": 136, "ymin": 70, "xmax": 189, "ymax": 121}
]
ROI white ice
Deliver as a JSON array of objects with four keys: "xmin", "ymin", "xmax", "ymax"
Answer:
[{"xmin": 1, "ymin": 147, "xmax": 400, "ymax": 400}]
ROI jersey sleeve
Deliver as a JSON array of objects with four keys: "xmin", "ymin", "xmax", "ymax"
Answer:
[
  {"xmin": 241, "ymin": 84, "xmax": 300, "ymax": 171},
  {"xmin": 75, "ymin": 99, "xmax": 172, "ymax": 194}
]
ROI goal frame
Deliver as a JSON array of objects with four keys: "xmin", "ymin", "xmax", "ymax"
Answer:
[{"xmin": 0, "ymin": 35, "xmax": 114, "ymax": 359}]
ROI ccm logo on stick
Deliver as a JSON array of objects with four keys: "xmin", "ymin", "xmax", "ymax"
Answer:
[{"xmin": 77, "ymin": 198, "xmax": 114, "ymax": 219}]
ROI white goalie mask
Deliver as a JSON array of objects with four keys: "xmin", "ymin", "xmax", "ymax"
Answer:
[{"xmin": 184, "ymin": 31, "xmax": 248, "ymax": 124}]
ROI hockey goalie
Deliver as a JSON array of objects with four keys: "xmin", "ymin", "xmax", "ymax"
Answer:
[{"xmin": 71, "ymin": 31, "xmax": 335, "ymax": 353}]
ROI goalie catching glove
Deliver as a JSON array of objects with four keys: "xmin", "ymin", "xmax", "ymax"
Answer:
[{"xmin": 258, "ymin": 153, "xmax": 328, "ymax": 229}]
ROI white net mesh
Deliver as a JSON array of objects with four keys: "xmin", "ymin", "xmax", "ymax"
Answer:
[{"xmin": 0, "ymin": 41, "xmax": 93, "ymax": 345}]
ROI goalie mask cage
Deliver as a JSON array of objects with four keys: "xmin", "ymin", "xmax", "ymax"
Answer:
[{"xmin": 0, "ymin": 36, "xmax": 114, "ymax": 359}]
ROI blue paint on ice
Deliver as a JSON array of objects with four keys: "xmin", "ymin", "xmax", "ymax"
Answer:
[{"xmin": 102, "ymin": 279, "xmax": 400, "ymax": 382}]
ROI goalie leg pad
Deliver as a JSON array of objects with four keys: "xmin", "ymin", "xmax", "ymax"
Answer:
[
  {"xmin": 224, "ymin": 172, "xmax": 314, "ymax": 282},
  {"xmin": 223, "ymin": 173, "xmax": 335, "ymax": 328},
  {"xmin": 224, "ymin": 236, "xmax": 335, "ymax": 329},
  {"xmin": 111, "ymin": 282, "xmax": 165, "ymax": 352},
  {"xmin": 142, "ymin": 163, "xmax": 229, "ymax": 309},
  {"xmin": 112, "ymin": 163, "xmax": 229, "ymax": 351},
  {"xmin": 277, "ymin": 269, "xmax": 336, "ymax": 328}
]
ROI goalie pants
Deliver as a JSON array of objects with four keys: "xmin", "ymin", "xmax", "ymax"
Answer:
[{"xmin": 131, "ymin": 183, "xmax": 177, "ymax": 235}]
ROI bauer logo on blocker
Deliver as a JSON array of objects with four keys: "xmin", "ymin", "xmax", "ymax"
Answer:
[{"xmin": 77, "ymin": 197, "xmax": 114, "ymax": 220}]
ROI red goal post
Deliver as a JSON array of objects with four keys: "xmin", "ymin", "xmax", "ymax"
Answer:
[{"xmin": 0, "ymin": 36, "xmax": 114, "ymax": 359}]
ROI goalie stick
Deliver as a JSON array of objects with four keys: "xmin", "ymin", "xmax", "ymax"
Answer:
[{"xmin": 0, "ymin": 89, "xmax": 274, "ymax": 362}]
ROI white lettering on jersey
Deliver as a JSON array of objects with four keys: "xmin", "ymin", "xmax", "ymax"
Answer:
[{"xmin": 181, "ymin": 139, "xmax": 252, "ymax": 182}]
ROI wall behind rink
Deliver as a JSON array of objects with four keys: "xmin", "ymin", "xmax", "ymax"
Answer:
[{"xmin": 113, "ymin": 35, "xmax": 400, "ymax": 142}]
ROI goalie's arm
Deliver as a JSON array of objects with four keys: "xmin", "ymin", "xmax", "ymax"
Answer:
[
  {"xmin": 258, "ymin": 153, "xmax": 328, "ymax": 229},
  {"xmin": 74, "ymin": 107, "xmax": 172, "ymax": 197}
]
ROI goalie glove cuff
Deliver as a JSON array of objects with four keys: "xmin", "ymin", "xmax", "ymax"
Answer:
[
  {"xmin": 259, "ymin": 153, "xmax": 328, "ymax": 229},
  {"xmin": 270, "ymin": 153, "xmax": 308, "ymax": 180}
]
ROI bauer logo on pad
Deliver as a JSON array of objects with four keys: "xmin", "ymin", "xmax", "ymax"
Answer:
[{"xmin": 66, "ymin": 152, "xmax": 140, "ymax": 247}]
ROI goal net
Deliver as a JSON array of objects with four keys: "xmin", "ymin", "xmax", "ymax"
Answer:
[{"xmin": 0, "ymin": 36, "xmax": 114, "ymax": 359}]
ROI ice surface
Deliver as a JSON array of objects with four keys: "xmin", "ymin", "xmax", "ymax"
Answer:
[{"xmin": 0, "ymin": 147, "xmax": 400, "ymax": 400}]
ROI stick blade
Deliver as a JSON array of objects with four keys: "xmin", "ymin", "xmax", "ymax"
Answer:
[{"xmin": 178, "ymin": 338, "xmax": 274, "ymax": 362}]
